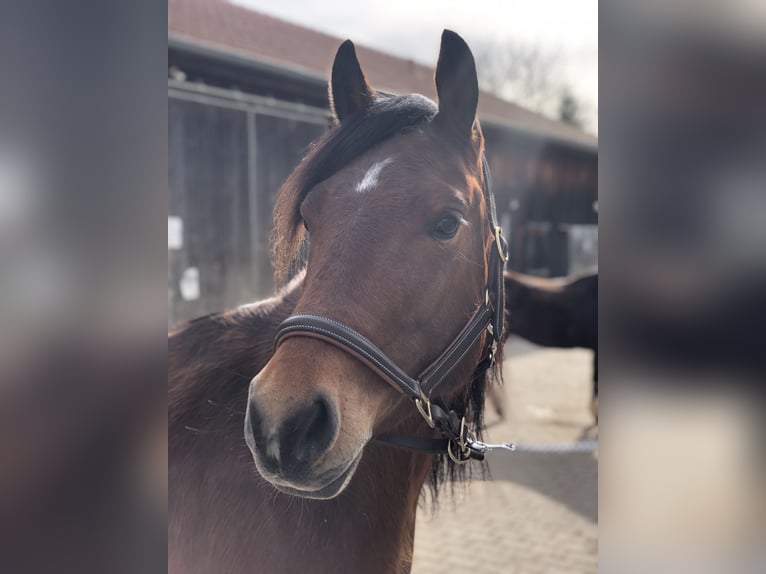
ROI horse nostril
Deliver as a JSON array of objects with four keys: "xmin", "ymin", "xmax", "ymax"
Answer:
[
  {"xmin": 245, "ymin": 401, "xmax": 268, "ymax": 455},
  {"xmin": 278, "ymin": 395, "xmax": 338, "ymax": 468}
]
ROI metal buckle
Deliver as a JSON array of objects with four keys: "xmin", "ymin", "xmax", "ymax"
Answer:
[
  {"xmin": 495, "ymin": 226, "xmax": 508, "ymax": 263},
  {"xmin": 415, "ymin": 392, "xmax": 435, "ymax": 429},
  {"xmin": 447, "ymin": 440, "xmax": 471, "ymax": 464},
  {"xmin": 487, "ymin": 338, "xmax": 498, "ymax": 365},
  {"xmin": 447, "ymin": 417, "xmax": 473, "ymax": 464}
]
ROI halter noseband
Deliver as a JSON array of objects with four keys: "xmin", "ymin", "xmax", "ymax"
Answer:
[{"xmin": 274, "ymin": 156, "xmax": 509, "ymax": 463}]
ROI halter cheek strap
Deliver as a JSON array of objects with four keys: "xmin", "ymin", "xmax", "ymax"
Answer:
[{"xmin": 273, "ymin": 155, "xmax": 509, "ymax": 463}]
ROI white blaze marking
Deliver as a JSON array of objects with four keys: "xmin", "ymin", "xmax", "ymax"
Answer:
[{"xmin": 355, "ymin": 157, "xmax": 393, "ymax": 193}]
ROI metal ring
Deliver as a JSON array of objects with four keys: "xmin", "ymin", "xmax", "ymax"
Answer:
[
  {"xmin": 495, "ymin": 226, "xmax": 508, "ymax": 263},
  {"xmin": 447, "ymin": 440, "xmax": 471, "ymax": 464},
  {"xmin": 458, "ymin": 417, "xmax": 467, "ymax": 449}
]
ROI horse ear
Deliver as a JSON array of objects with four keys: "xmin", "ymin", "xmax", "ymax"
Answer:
[
  {"xmin": 433, "ymin": 30, "xmax": 479, "ymax": 136},
  {"xmin": 329, "ymin": 40, "xmax": 376, "ymax": 122}
]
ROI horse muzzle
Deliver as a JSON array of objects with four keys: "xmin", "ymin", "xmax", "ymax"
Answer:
[{"xmin": 244, "ymin": 385, "xmax": 364, "ymax": 498}]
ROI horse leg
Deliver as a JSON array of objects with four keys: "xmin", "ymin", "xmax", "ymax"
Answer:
[{"xmin": 590, "ymin": 349, "xmax": 598, "ymax": 423}]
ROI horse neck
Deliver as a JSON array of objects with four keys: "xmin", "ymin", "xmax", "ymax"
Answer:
[
  {"xmin": 169, "ymin": 275, "xmax": 437, "ymax": 573},
  {"xmin": 324, "ymin": 439, "xmax": 434, "ymax": 568},
  {"xmin": 170, "ymin": 408, "xmax": 433, "ymax": 574}
]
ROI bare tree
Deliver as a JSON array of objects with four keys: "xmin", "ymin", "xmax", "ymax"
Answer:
[
  {"xmin": 558, "ymin": 86, "xmax": 583, "ymax": 128},
  {"xmin": 474, "ymin": 40, "xmax": 575, "ymax": 121}
]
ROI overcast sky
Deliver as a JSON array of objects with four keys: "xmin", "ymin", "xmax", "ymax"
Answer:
[{"xmin": 231, "ymin": 0, "xmax": 598, "ymax": 134}]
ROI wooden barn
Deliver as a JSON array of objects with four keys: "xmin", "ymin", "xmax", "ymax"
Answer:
[{"xmin": 168, "ymin": 0, "xmax": 598, "ymax": 326}]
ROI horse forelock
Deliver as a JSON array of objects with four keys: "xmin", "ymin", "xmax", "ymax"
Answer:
[{"xmin": 271, "ymin": 94, "xmax": 438, "ymax": 283}]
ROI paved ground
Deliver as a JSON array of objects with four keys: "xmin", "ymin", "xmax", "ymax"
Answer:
[{"xmin": 411, "ymin": 338, "xmax": 598, "ymax": 574}]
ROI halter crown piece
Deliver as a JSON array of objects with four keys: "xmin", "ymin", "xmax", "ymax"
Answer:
[{"xmin": 274, "ymin": 156, "xmax": 514, "ymax": 463}]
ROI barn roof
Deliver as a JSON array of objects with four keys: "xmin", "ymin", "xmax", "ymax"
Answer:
[{"xmin": 169, "ymin": 0, "xmax": 597, "ymax": 150}]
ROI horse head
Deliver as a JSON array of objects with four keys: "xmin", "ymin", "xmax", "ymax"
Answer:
[{"xmin": 245, "ymin": 31, "xmax": 498, "ymax": 499}]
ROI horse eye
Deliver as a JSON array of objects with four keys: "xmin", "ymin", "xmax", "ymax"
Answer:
[{"xmin": 430, "ymin": 215, "xmax": 461, "ymax": 240}]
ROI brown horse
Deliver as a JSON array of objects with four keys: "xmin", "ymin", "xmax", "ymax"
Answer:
[{"xmin": 169, "ymin": 31, "xmax": 507, "ymax": 573}]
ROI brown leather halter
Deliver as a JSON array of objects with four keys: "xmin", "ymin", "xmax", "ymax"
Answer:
[{"xmin": 275, "ymin": 156, "xmax": 511, "ymax": 463}]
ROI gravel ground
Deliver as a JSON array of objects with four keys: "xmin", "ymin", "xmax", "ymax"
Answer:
[{"xmin": 411, "ymin": 338, "xmax": 598, "ymax": 574}]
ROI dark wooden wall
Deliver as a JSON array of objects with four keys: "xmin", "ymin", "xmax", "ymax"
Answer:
[
  {"xmin": 168, "ymin": 100, "xmax": 250, "ymax": 324},
  {"xmin": 483, "ymin": 125, "xmax": 598, "ymax": 277},
  {"xmin": 168, "ymin": 97, "xmax": 325, "ymax": 326}
]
